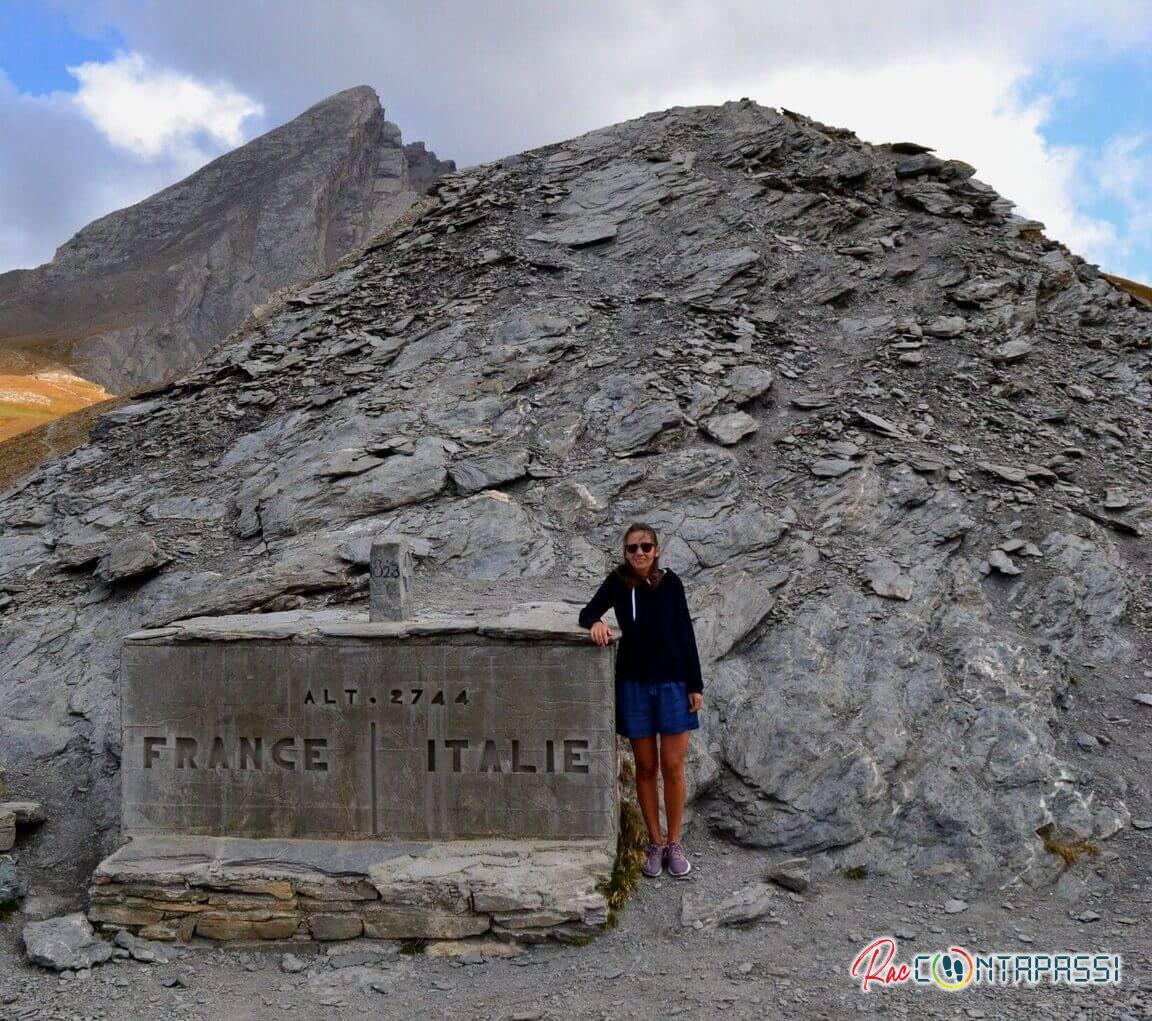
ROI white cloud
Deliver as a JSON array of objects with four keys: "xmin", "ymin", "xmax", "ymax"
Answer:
[
  {"xmin": 1089, "ymin": 133, "xmax": 1152, "ymax": 280},
  {"xmin": 68, "ymin": 51, "xmax": 263, "ymax": 158},
  {"xmin": 1095, "ymin": 133, "xmax": 1149, "ymax": 202},
  {"xmin": 0, "ymin": 58, "xmax": 264, "ymax": 272}
]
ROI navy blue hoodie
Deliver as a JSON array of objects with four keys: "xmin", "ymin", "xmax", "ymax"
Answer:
[{"xmin": 578, "ymin": 567, "xmax": 704, "ymax": 694}]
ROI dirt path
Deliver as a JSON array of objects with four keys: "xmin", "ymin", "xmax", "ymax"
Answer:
[{"xmin": 3, "ymin": 824, "xmax": 1148, "ymax": 1021}]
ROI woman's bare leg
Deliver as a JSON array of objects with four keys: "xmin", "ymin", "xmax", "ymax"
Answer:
[
  {"xmin": 659, "ymin": 731, "xmax": 690, "ymax": 844},
  {"xmin": 629, "ymin": 736, "xmax": 663, "ymax": 844}
]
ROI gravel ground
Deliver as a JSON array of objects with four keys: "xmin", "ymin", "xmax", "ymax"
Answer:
[{"xmin": 2, "ymin": 824, "xmax": 1148, "ymax": 1021}]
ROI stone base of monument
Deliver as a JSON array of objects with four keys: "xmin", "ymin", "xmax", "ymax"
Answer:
[
  {"xmin": 89, "ymin": 835, "xmax": 614, "ymax": 943},
  {"xmin": 88, "ymin": 600, "xmax": 621, "ymax": 945}
]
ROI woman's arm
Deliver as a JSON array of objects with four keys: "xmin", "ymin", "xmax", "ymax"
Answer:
[
  {"xmin": 676, "ymin": 579, "xmax": 704, "ymax": 695},
  {"xmin": 578, "ymin": 574, "xmax": 618, "ymax": 630}
]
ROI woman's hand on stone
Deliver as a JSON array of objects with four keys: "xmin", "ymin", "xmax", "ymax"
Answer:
[
  {"xmin": 688, "ymin": 692, "xmax": 703, "ymax": 713},
  {"xmin": 589, "ymin": 621, "xmax": 613, "ymax": 646}
]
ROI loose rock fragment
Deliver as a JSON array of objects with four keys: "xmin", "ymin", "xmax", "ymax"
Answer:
[
  {"xmin": 810, "ymin": 458, "xmax": 857, "ymax": 478},
  {"xmin": 854, "ymin": 408, "xmax": 905, "ymax": 437},
  {"xmin": 23, "ymin": 914, "xmax": 114, "ymax": 971},
  {"xmin": 864, "ymin": 560, "xmax": 913, "ymax": 600},
  {"xmin": 895, "ymin": 153, "xmax": 945, "ymax": 177},
  {"xmin": 791, "ymin": 392, "xmax": 837, "ymax": 409},
  {"xmin": 527, "ymin": 218, "xmax": 618, "ymax": 247},
  {"xmin": 979, "ymin": 462, "xmax": 1029, "ymax": 484},
  {"xmin": 992, "ymin": 338, "xmax": 1034, "ymax": 363},
  {"xmin": 987, "ymin": 550, "xmax": 1021, "ymax": 575},
  {"xmin": 681, "ymin": 882, "xmax": 775, "ymax": 928},
  {"xmin": 700, "ymin": 412, "xmax": 759, "ymax": 446},
  {"xmin": 607, "ymin": 403, "xmax": 682, "ymax": 455},
  {"xmin": 448, "ymin": 449, "xmax": 530, "ymax": 493},
  {"xmin": 766, "ymin": 859, "xmax": 810, "ymax": 893},
  {"xmin": 922, "ymin": 315, "xmax": 967, "ymax": 338},
  {"xmin": 94, "ymin": 535, "xmax": 170, "ymax": 584},
  {"xmin": 113, "ymin": 929, "xmax": 184, "ymax": 964},
  {"xmin": 724, "ymin": 365, "xmax": 774, "ymax": 404},
  {"xmin": 281, "ymin": 953, "xmax": 309, "ymax": 973}
]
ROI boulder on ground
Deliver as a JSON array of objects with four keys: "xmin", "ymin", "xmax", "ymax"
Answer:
[{"xmin": 23, "ymin": 913, "xmax": 114, "ymax": 971}]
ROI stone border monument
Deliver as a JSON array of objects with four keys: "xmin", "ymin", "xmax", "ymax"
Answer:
[{"xmin": 89, "ymin": 541, "xmax": 619, "ymax": 943}]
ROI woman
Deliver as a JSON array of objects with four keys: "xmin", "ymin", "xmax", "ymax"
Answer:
[{"xmin": 578, "ymin": 523, "xmax": 704, "ymax": 879}]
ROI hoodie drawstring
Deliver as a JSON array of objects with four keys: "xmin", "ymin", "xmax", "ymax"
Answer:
[{"xmin": 631, "ymin": 587, "xmax": 636, "ymax": 622}]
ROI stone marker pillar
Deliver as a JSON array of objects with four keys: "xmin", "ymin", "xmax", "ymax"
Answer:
[{"xmin": 369, "ymin": 537, "xmax": 412, "ymax": 622}]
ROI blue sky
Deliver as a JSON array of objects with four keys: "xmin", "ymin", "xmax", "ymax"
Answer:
[
  {"xmin": 1015, "ymin": 54, "xmax": 1152, "ymax": 279},
  {"xmin": 0, "ymin": 1, "xmax": 122, "ymax": 94},
  {"xmin": 1020, "ymin": 54, "xmax": 1152, "ymax": 151},
  {"xmin": 0, "ymin": 1, "xmax": 1150, "ymax": 282}
]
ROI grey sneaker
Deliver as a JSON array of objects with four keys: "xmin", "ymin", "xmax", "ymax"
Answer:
[
  {"xmin": 641, "ymin": 842, "xmax": 664, "ymax": 878},
  {"xmin": 664, "ymin": 841, "xmax": 692, "ymax": 878}
]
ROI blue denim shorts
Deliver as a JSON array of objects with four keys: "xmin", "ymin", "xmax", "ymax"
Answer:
[{"xmin": 616, "ymin": 679, "xmax": 700, "ymax": 739}]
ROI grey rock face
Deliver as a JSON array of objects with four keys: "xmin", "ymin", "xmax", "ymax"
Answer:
[
  {"xmin": 2, "ymin": 97, "xmax": 1150, "ymax": 900},
  {"xmin": 0, "ymin": 86, "xmax": 454, "ymax": 391},
  {"xmin": 22, "ymin": 914, "xmax": 114, "ymax": 971}
]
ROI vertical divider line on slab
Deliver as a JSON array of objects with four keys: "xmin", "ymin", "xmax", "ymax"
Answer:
[{"xmin": 371, "ymin": 720, "xmax": 379, "ymax": 836}]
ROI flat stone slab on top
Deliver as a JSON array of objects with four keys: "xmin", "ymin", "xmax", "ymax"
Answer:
[
  {"xmin": 124, "ymin": 601, "xmax": 595, "ymax": 644},
  {"xmin": 89, "ymin": 834, "xmax": 614, "ymax": 944}
]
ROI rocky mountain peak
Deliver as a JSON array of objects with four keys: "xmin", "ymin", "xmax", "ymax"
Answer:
[
  {"xmin": 50, "ymin": 85, "xmax": 387, "ymax": 277},
  {"xmin": 1, "ymin": 98, "xmax": 1150, "ymax": 899},
  {"xmin": 0, "ymin": 85, "xmax": 454, "ymax": 393}
]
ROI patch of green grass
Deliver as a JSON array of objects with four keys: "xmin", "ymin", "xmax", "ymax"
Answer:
[
  {"xmin": 843, "ymin": 865, "xmax": 868, "ymax": 880},
  {"xmin": 600, "ymin": 799, "xmax": 648, "ymax": 928}
]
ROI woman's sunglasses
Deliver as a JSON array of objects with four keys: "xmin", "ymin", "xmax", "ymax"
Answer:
[{"xmin": 626, "ymin": 542, "xmax": 655, "ymax": 554}]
